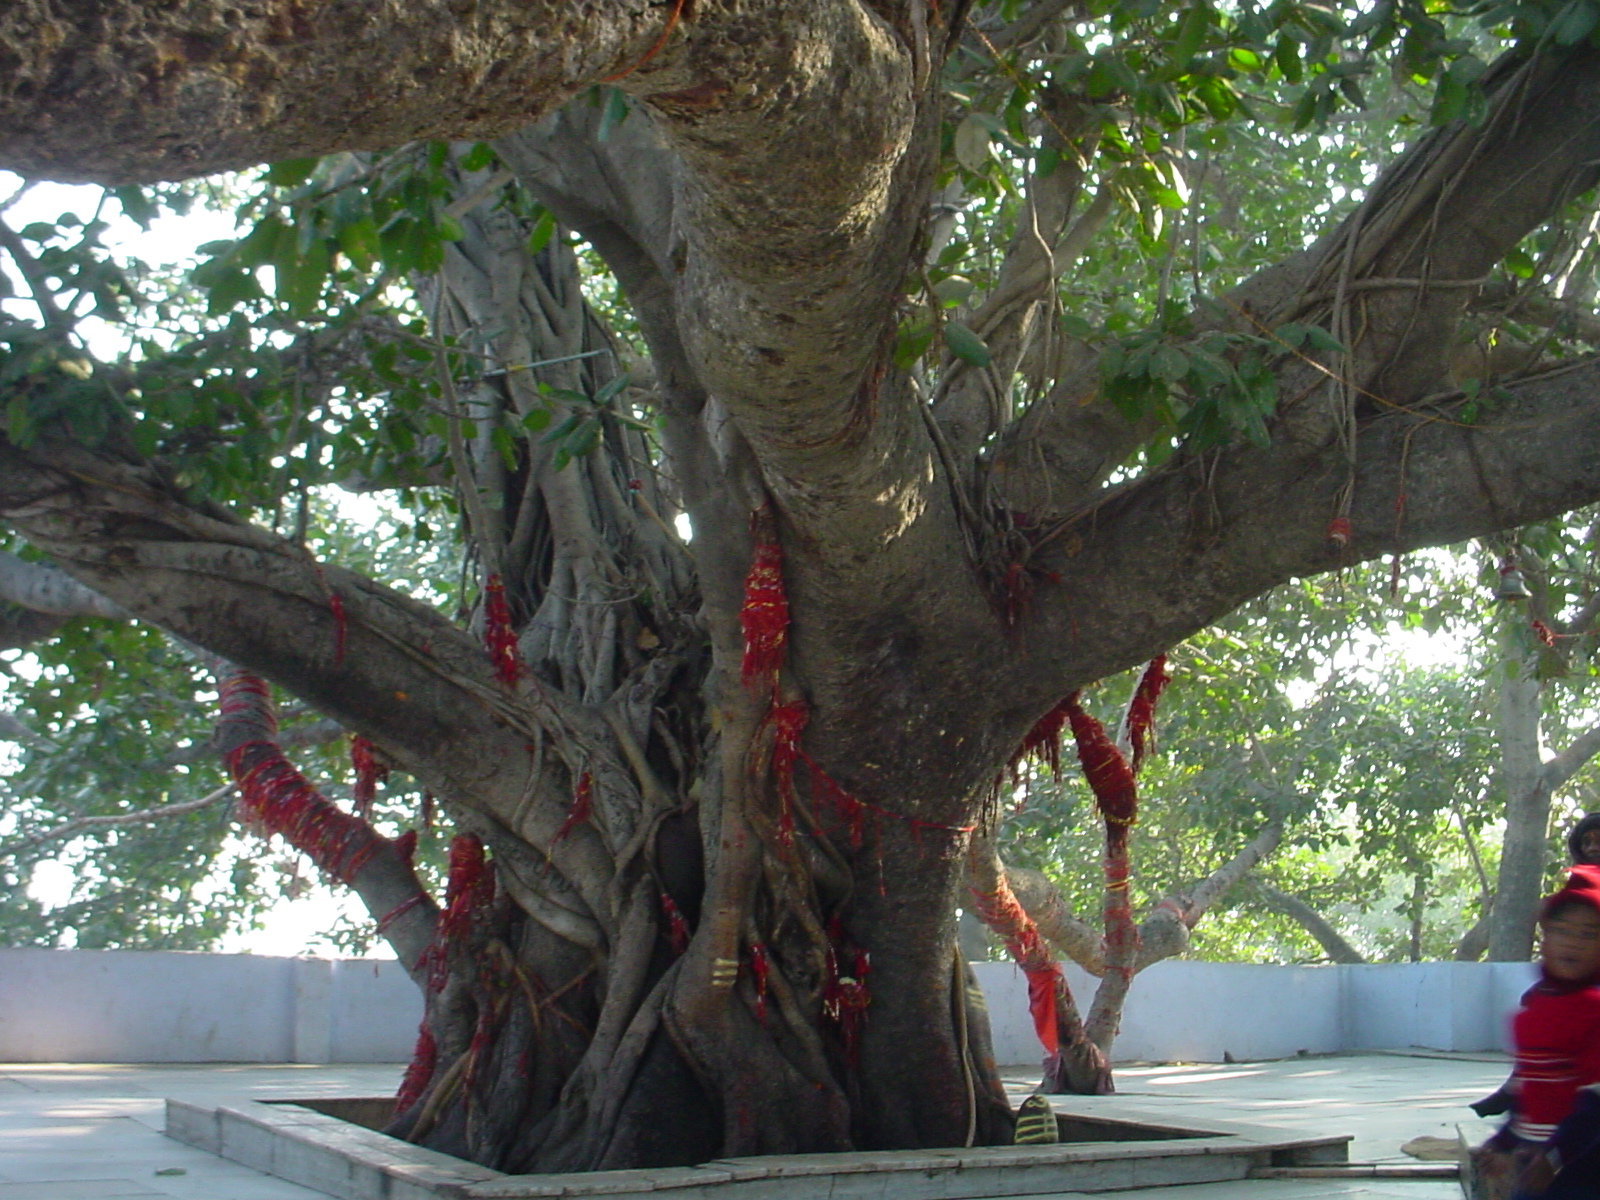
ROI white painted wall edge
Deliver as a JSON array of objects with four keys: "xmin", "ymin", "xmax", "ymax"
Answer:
[{"xmin": 0, "ymin": 948, "xmax": 1536, "ymax": 1065}]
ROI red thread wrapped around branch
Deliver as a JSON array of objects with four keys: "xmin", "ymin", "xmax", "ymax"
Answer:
[
  {"xmin": 220, "ymin": 676, "xmax": 384, "ymax": 886},
  {"xmin": 740, "ymin": 510, "xmax": 789, "ymax": 692},
  {"xmin": 1124, "ymin": 655, "xmax": 1170, "ymax": 775},
  {"xmin": 552, "ymin": 772, "xmax": 593, "ymax": 846},
  {"xmin": 968, "ymin": 878, "xmax": 1062, "ymax": 1055},
  {"xmin": 1064, "ymin": 692, "xmax": 1138, "ymax": 830},
  {"xmin": 349, "ymin": 735, "xmax": 388, "ymax": 820},
  {"xmin": 483, "ymin": 573, "xmax": 522, "ymax": 686}
]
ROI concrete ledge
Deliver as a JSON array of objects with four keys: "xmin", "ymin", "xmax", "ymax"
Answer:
[
  {"xmin": 167, "ymin": 1095, "xmax": 501, "ymax": 1200},
  {"xmin": 167, "ymin": 1093, "xmax": 1351, "ymax": 1199}
]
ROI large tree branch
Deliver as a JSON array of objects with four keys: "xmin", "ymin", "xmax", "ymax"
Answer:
[
  {"xmin": 1004, "ymin": 357, "xmax": 1600, "ymax": 712},
  {"xmin": 0, "ymin": 2, "xmax": 690, "ymax": 184},
  {"xmin": 0, "ymin": 549, "xmax": 126, "ymax": 618},
  {"xmin": 1000, "ymin": 44, "xmax": 1600, "ymax": 520},
  {"xmin": 0, "ymin": 437, "xmax": 543, "ymax": 819},
  {"xmin": 1545, "ymin": 720, "xmax": 1600, "ymax": 793}
]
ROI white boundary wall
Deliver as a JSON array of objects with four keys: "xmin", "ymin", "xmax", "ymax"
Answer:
[
  {"xmin": 0, "ymin": 948, "xmax": 1537, "ymax": 1064},
  {"xmin": 0, "ymin": 948, "xmax": 420, "ymax": 1063},
  {"xmin": 973, "ymin": 959, "xmax": 1538, "ymax": 1064}
]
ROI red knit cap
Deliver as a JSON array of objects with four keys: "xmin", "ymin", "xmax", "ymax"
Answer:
[{"xmin": 1541, "ymin": 864, "xmax": 1600, "ymax": 921}]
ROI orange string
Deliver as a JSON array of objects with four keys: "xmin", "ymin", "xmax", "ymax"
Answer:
[{"xmin": 602, "ymin": 0, "xmax": 687, "ymax": 83}]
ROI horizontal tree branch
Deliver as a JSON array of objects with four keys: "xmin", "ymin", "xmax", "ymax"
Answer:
[
  {"xmin": 0, "ymin": 1, "xmax": 686, "ymax": 184},
  {"xmin": 0, "ymin": 778, "xmax": 233, "ymax": 861},
  {"xmin": 0, "ymin": 550, "xmax": 126, "ymax": 618},
  {"xmin": 1545, "ymin": 719, "xmax": 1600, "ymax": 793}
]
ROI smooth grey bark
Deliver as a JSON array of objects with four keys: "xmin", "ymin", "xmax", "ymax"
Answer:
[
  {"xmin": 1256, "ymin": 885, "xmax": 1367, "ymax": 965},
  {"xmin": 1486, "ymin": 620, "xmax": 1550, "ymax": 961}
]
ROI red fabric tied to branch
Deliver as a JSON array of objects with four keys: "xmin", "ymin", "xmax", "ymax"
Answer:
[
  {"xmin": 395, "ymin": 1024, "xmax": 437, "ymax": 1115},
  {"xmin": 221, "ymin": 677, "xmax": 383, "ymax": 886},
  {"xmin": 552, "ymin": 772, "xmax": 593, "ymax": 846},
  {"xmin": 822, "ymin": 920, "xmax": 872, "ymax": 1066},
  {"xmin": 968, "ymin": 878, "xmax": 1062, "ymax": 1055},
  {"xmin": 1124, "ymin": 655, "xmax": 1170, "ymax": 775},
  {"xmin": 740, "ymin": 518, "xmax": 789, "ymax": 692},
  {"xmin": 749, "ymin": 942, "xmax": 771, "ymax": 1024},
  {"xmin": 440, "ymin": 832, "xmax": 494, "ymax": 943},
  {"xmin": 1008, "ymin": 699, "xmax": 1073, "ymax": 780},
  {"xmin": 349, "ymin": 735, "xmax": 388, "ymax": 820},
  {"xmin": 768, "ymin": 702, "xmax": 808, "ymax": 844},
  {"xmin": 660, "ymin": 891, "xmax": 690, "ymax": 955},
  {"xmin": 483, "ymin": 573, "xmax": 522, "ymax": 686},
  {"xmin": 1064, "ymin": 692, "xmax": 1138, "ymax": 829},
  {"xmin": 328, "ymin": 590, "xmax": 348, "ymax": 667}
]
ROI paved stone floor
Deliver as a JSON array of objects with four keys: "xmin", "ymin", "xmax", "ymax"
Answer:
[{"xmin": 0, "ymin": 1053, "xmax": 1508, "ymax": 1199}]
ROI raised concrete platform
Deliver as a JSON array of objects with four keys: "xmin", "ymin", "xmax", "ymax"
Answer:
[
  {"xmin": 165, "ymin": 1090, "xmax": 1350, "ymax": 1200},
  {"xmin": 0, "ymin": 1055, "xmax": 1508, "ymax": 1200}
]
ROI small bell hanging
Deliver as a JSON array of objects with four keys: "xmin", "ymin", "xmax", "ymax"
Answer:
[{"xmin": 1497, "ymin": 562, "xmax": 1532, "ymax": 602}]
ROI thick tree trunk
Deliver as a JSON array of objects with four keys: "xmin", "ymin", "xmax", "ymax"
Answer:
[{"xmin": 1487, "ymin": 614, "xmax": 1550, "ymax": 961}]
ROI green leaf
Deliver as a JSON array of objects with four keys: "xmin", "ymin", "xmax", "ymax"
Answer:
[
  {"xmin": 1173, "ymin": 4, "xmax": 1210, "ymax": 66},
  {"xmin": 1304, "ymin": 326, "xmax": 1346, "ymax": 354},
  {"xmin": 943, "ymin": 321, "xmax": 992, "ymax": 367},
  {"xmin": 932, "ymin": 275, "xmax": 975, "ymax": 307},
  {"xmin": 265, "ymin": 157, "xmax": 319, "ymax": 188},
  {"xmin": 892, "ymin": 318, "xmax": 936, "ymax": 370},
  {"xmin": 1552, "ymin": 0, "xmax": 1600, "ymax": 43},
  {"xmin": 598, "ymin": 88, "xmax": 632, "ymax": 142},
  {"xmin": 337, "ymin": 217, "xmax": 381, "ymax": 272},
  {"xmin": 1503, "ymin": 247, "xmax": 1536, "ymax": 279},
  {"xmin": 1275, "ymin": 34, "xmax": 1304, "ymax": 83},
  {"xmin": 521, "ymin": 408, "xmax": 553, "ymax": 433},
  {"xmin": 459, "ymin": 142, "xmax": 496, "ymax": 173},
  {"xmin": 1273, "ymin": 323, "xmax": 1309, "ymax": 349},
  {"xmin": 491, "ymin": 425, "xmax": 518, "ymax": 470},
  {"xmin": 1430, "ymin": 71, "xmax": 1467, "ymax": 125},
  {"xmin": 953, "ymin": 115, "xmax": 993, "ymax": 173},
  {"xmin": 1151, "ymin": 344, "xmax": 1189, "ymax": 383},
  {"xmin": 526, "ymin": 209, "xmax": 557, "ymax": 257},
  {"xmin": 540, "ymin": 412, "xmax": 582, "ymax": 445}
]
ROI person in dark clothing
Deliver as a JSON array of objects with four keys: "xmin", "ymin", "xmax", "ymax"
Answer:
[
  {"xmin": 1480, "ymin": 866, "xmax": 1600, "ymax": 1199},
  {"xmin": 1568, "ymin": 812, "xmax": 1600, "ymax": 868}
]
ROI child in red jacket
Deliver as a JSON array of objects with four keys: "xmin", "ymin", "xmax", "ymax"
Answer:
[{"xmin": 1492, "ymin": 864, "xmax": 1600, "ymax": 1198}]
